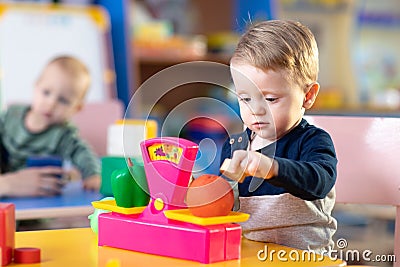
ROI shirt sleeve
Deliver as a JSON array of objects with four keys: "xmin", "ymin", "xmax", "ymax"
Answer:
[
  {"xmin": 57, "ymin": 128, "xmax": 100, "ymax": 179},
  {"xmin": 219, "ymin": 138, "xmax": 232, "ymax": 167},
  {"xmin": 267, "ymin": 129, "xmax": 337, "ymax": 200}
]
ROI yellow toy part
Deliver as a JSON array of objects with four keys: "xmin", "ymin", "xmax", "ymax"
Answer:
[
  {"xmin": 163, "ymin": 209, "xmax": 249, "ymax": 226},
  {"xmin": 92, "ymin": 200, "xmax": 146, "ymax": 215}
]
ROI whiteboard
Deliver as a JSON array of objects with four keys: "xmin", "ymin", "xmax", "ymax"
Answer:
[{"xmin": 0, "ymin": 4, "xmax": 115, "ymax": 108}]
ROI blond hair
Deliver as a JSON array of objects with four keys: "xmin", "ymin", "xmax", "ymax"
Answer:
[
  {"xmin": 42, "ymin": 55, "xmax": 91, "ymax": 98},
  {"xmin": 231, "ymin": 20, "xmax": 319, "ymax": 88}
]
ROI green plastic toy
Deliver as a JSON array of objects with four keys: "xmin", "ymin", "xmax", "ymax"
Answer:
[{"xmin": 111, "ymin": 158, "xmax": 150, "ymax": 208}]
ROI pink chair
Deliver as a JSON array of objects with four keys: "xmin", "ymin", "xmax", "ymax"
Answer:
[
  {"xmin": 71, "ymin": 100, "xmax": 124, "ymax": 156},
  {"xmin": 305, "ymin": 115, "xmax": 400, "ymax": 267}
]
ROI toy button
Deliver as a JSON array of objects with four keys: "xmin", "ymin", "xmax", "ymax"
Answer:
[
  {"xmin": 14, "ymin": 247, "xmax": 41, "ymax": 264},
  {"xmin": 154, "ymin": 198, "xmax": 164, "ymax": 211}
]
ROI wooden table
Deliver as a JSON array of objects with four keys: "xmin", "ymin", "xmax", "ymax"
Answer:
[{"xmin": 10, "ymin": 228, "xmax": 346, "ymax": 266}]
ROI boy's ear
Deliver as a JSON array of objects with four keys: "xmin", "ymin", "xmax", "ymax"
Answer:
[{"xmin": 303, "ymin": 82, "xmax": 320, "ymax": 109}]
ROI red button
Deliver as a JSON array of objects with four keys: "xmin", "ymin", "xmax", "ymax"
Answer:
[{"xmin": 14, "ymin": 247, "xmax": 41, "ymax": 264}]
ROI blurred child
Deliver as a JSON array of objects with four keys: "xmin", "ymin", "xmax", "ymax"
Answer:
[
  {"xmin": 0, "ymin": 56, "xmax": 100, "ymax": 197},
  {"xmin": 220, "ymin": 20, "xmax": 337, "ymax": 253}
]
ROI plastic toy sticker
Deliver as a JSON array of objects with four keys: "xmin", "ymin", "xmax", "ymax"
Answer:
[{"xmin": 147, "ymin": 143, "xmax": 182, "ymax": 164}]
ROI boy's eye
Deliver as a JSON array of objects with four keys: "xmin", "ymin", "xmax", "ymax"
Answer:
[
  {"xmin": 239, "ymin": 97, "xmax": 251, "ymax": 102},
  {"xmin": 42, "ymin": 89, "xmax": 50, "ymax": 96},
  {"xmin": 265, "ymin": 97, "xmax": 277, "ymax": 102},
  {"xmin": 58, "ymin": 97, "xmax": 70, "ymax": 105}
]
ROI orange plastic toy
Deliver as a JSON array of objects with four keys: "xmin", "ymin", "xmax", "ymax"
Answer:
[{"xmin": 186, "ymin": 174, "xmax": 234, "ymax": 217}]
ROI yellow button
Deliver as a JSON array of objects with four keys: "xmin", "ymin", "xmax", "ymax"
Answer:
[{"xmin": 154, "ymin": 198, "xmax": 164, "ymax": 211}]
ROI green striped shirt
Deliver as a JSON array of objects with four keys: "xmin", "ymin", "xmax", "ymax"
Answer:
[{"xmin": 0, "ymin": 105, "xmax": 100, "ymax": 179}]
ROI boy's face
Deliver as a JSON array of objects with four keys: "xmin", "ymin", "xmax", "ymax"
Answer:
[
  {"xmin": 231, "ymin": 63, "xmax": 309, "ymax": 141},
  {"xmin": 31, "ymin": 63, "xmax": 84, "ymax": 125}
]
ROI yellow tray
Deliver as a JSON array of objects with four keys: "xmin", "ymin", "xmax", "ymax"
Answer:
[
  {"xmin": 163, "ymin": 209, "xmax": 249, "ymax": 226},
  {"xmin": 92, "ymin": 200, "xmax": 147, "ymax": 215}
]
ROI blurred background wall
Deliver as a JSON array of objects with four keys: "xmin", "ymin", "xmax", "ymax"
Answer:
[{"xmin": 5, "ymin": 0, "xmax": 400, "ymax": 117}]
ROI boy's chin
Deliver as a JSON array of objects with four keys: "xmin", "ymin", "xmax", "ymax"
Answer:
[{"xmin": 251, "ymin": 129, "xmax": 276, "ymax": 140}]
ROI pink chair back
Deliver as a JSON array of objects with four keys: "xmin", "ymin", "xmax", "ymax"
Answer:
[
  {"xmin": 305, "ymin": 115, "xmax": 400, "ymax": 266},
  {"xmin": 71, "ymin": 100, "xmax": 124, "ymax": 156}
]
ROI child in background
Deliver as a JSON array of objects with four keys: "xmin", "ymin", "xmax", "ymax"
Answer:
[
  {"xmin": 220, "ymin": 20, "xmax": 337, "ymax": 253},
  {"xmin": 0, "ymin": 56, "xmax": 100, "ymax": 197}
]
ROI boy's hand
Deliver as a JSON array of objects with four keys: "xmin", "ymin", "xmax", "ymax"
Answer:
[
  {"xmin": 83, "ymin": 175, "xmax": 101, "ymax": 191},
  {"xmin": 0, "ymin": 167, "xmax": 64, "ymax": 197},
  {"xmin": 220, "ymin": 158, "xmax": 248, "ymax": 183},
  {"xmin": 220, "ymin": 150, "xmax": 278, "ymax": 182}
]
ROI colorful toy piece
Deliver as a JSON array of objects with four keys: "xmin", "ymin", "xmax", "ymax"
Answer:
[
  {"xmin": 110, "ymin": 158, "xmax": 149, "ymax": 208},
  {"xmin": 13, "ymin": 248, "xmax": 41, "ymax": 264},
  {"xmin": 26, "ymin": 156, "xmax": 63, "ymax": 179},
  {"xmin": 88, "ymin": 197, "xmax": 114, "ymax": 234},
  {"xmin": 0, "ymin": 203, "xmax": 15, "ymax": 266},
  {"xmin": 95, "ymin": 137, "xmax": 249, "ymax": 264}
]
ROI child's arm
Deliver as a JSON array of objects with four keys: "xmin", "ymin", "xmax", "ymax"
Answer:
[
  {"xmin": 0, "ymin": 167, "xmax": 64, "ymax": 197},
  {"xmin": 56, "ymin": 127, "xmax": 101, "ymax": 191},
  {"xmin": 219, "ymin": 129, "xmax": 337, "ymax": 200}
]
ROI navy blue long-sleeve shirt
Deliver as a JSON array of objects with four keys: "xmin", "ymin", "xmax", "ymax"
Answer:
[{"xmin": 220, "ymin": 119, "xmax": 337, "ymax": 201}]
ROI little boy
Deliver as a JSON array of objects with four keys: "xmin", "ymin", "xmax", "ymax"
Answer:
[
  {"xmin": 0, "ymin": 56, "xmax": 100, "ymax": 197},
  {"xmin": 220, "ymin": 20, "xmax": 337, "ymax": 253}
]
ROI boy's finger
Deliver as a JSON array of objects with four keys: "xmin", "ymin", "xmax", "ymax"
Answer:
[
  {"xmin": 38, "ymin": 167, "xmax": 64, "ymax": 175},
  {"xmin": 40, "ymin": 183, "xmax": 62, "ymax": 195},
  {"xmin": 220, "ymin": 158, "xmax": 247, "ymax": 183}
]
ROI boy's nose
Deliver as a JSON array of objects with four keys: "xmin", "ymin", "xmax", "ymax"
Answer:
[
  {"xmin": 250, "ymin": 101, "xmax": 268, "ymax": 115},
  {"xmin": 46, "ymin": 98, "xmax": 57, "ymax": 110}
]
